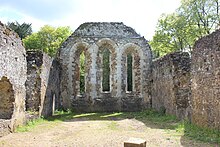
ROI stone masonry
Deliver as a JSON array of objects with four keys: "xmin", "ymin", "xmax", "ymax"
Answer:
[
  {"xmin": 58, "ymin": 22, "xmax": 152, "ymax": 112},
  {"xmin": 191, "ymin": 29, "xmax": 220, "ymax": 129},
  {"xmin": 25, "ymin": 50, "xmax": 55, "ymax": 116},
  {"xmin": 40, "ymin": 58, "xmax": 61, "ymax": 117},
  {"xmin": 0, "ymin": 21, "xmax": 27, "ymax": 136},
  {"xmin": 152, "ymin": 52, "xmax": 191, "ymax": 119},
  {"xmin": 1, "ymin": 19, "xmax": 220, "ymax": 137}
]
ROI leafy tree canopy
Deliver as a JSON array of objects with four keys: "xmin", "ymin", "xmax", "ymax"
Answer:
[
  {"xmin": 23, "ymin": 25, "xmax": 72, "ymax": 56},
  {"xmin": 7, "ymin": 21, "xmax": 32, "ymax": 39},
  {"xmin": 150, "ymin": 0, "xmax": 220, "ymax": 58}
]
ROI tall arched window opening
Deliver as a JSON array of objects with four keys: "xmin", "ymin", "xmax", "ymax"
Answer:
[
  {"xmin": 80, "ymin": 51, "xmax": 85, "ymax": 94},
  {"xmin": 127, "ymin": 53, "xmax": 133, "ymax": 92},
  {"xmin": 102, "ymin": 48, "xmax": 110, "ymax": 92}
]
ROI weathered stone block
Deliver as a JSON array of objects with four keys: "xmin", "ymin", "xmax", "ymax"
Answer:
[
  {"xmin": 124, "ymin": 138, "xmax": 146, "ymax": 147},
  {"xmin": 0, "ymin": 119, "xmax": 11, "ymax": 137},
  {"xmin": 121, "ymin": 97, "xmax": 143, "ymax": 111}
]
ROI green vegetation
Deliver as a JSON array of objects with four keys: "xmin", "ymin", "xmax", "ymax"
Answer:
[
  {"xmin": 23, "ymin": 25, "xmax": 72, "ymax": 56},
  {"xmin": 15, "ymin": 109, "xmax": 220, "ymax": 144},
  {"xmin": 16, "ymin": 117, "xmax": 47, "ymax": 132},
  {"xmin": 107, "ymin": 121, "xmax": 119, "ymax": 130},
  {"xmin": 80, "ymin": 52, "xmax": 85, "ymax": 93},
  {"xmin": 127, "ymin": 53, "xmax": 133, "ymax": 91},
  {"xmin": 102, "ymin": 48, "xmax": 110, "ymax": 91},
  {"xmin": 7, "ymin": 21, "xmax": 32, "ymax": 39},
  {"xmin": 184, "ymin": 121, "xmax": 220, "ymax": 143},
  {"xmin": 150, "ymin": 0, "xmax": 220, "ymax": 57}
]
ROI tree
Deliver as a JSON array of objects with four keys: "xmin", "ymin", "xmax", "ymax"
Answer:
[
  {"xmin": 150, "ymin": 0, "xmax": 220, "ymax": 57},
  {"xmin": 7, "ymin": 21, "xmax": 32, "ymax": 39},
  {"xmin": 23, "ymin": 25, "xmax": 72, "ymax": 56}
]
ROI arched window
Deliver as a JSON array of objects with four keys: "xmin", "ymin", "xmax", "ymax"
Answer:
[
  {"xmin": 0, "ymin": 77, "xmax": 14, "ymax": 119},
  {"xmin": 127, "ymin": 53, "xmax": 133, "ymax": 92},
  {"xmin": 102, "ymin": 48, "xmax": 110, "ymax": 92},
  {"xmin": 80, "ymin": 51, "xmax": 85, "ymax": 94}
]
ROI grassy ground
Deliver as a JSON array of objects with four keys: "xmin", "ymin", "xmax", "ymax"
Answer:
[{"xmin": 15, "ymin": 109, "xmax": 220, "ymax": 145}]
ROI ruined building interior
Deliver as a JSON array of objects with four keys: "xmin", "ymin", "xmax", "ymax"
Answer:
[{"xmin": 0, "ymin": 21, "xmax": 220, "ymax": 136}]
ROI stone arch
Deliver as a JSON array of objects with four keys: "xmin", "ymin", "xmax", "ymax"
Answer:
[
  {"xmin": 96, "ymin": 38, "xmax": 117, "ymax": 95},
  {"xmin": 121, "ymin": 43, "xmax": 142, "ymax": 95},
  {"xmin": 0, "ymin": 76, "xmax": 15, "ymax": 119},
  {"xmin": 70, "ymin": 42, "xmax": 91, "ymax": 97}
]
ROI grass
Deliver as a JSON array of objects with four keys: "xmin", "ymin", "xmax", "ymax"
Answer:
[
  {"xmin": 107, "ymin": 121, "xmax": 119, "ymax": 130},
  {"xmin": 16, "ymin": 117, "xmax": 47, "ymax": 132},
  {"xmin": 183, "ymin": 121, "xmax": 220, "ymax": 144},
  {"xmin": 15, "ymin": 109, "xmax": 220, "ymax": 144}
]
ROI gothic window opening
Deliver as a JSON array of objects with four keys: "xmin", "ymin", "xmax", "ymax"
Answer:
[
  {"xmin": 127, "ymin": 53, "xmax": 133, "ymax": 92},
  {"xmin": 80, "ymin": 51, "xmax": 85, "ymax": 94},
  {"xmin": 102, "ymin": 48, "xmax": 110, "ymax": 92}
]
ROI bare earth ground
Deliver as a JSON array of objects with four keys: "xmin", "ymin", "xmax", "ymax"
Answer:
[{"xmin": 0, "ymin": 116, "xmax": 216, "ymax": 147}]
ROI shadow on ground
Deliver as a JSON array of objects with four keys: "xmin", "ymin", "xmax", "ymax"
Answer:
[{"xmin": 45, "ymin": 110, "xmax": 219, "ymax": 147}]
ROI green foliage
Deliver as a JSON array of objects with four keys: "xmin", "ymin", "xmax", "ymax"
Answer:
[
  {"xmin": 127, "ymin": 54, "xmax": 133, "ymax": 91},
  {"xmin": 7, "ymin": 21, "xmax": 32, "ymax": 39},
  {"xmin": 150, "ymin": 0, "xmax": 220, "ymax": 57},
  {"xmin": 102, "ymin": 48, "xmax": 110, "ymax": 91},
  {"xmin": 15, "ymin": 117, "xmax": 46, "ymax": 132},
  {"xmin": 183, "ymin": 121, "xmax": 220, "ymax": 143},
  {"xmin": 23, "ymin": 25, "xmax": 72, "ymax": 56},
  {"xmin": 80, "ymin": 52, "xmax": 85, "ymax": 93}
]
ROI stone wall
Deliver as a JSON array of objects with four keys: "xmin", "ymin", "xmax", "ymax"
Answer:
[
  {"xmin": 191, "ymin": 29, "xmax": 220, "ymax": 129},
  {"xmin": 26, "ymin": 51, "xmax": 54, "ymax": 116},
  {"xmin": 0, "ymin": 21, "xmax": 27, "ymax": 136},
  {"xmin": 40, "ymin": 58, "xmax": 61, "ymax": 117},
  {"xmin": 26, "ymin": 51, "xmax": 43, "ymax": 111},
  {"xmin": 59, "ymin": 22, "xmax": 152, "ymax": 112},
  {"xmin": 152, "ymin": 52, "xmax": 191, "ymax": 119}
]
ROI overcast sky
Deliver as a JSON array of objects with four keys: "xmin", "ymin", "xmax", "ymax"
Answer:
[{"xmin": 0, "ymin": 0, "xmax": 180, "ymax": 40}]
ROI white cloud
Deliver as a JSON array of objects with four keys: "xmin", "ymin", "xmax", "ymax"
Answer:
[{"xmin": 0, "ymin": 0, "xmax": 181, "ymax": 40}]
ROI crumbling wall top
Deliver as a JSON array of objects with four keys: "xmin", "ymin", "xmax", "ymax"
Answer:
[{"xmin": 73, "ymin": 22, "xmax": 141, "ymax": 38}]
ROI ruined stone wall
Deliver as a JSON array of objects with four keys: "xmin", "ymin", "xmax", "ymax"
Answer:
[
  {"xmin": 191, "ymin": 29, "xmax": 220, "ymax": 129},
  {"xmin": 152, "ymin": 52, "xmax": 191, "ymax": 119},
  {"xmin": 0, "ymin": 21, "xmax": 27, "ymax": 136},
  {"xmin": 41, "ymin": 58, "xmax": 61, "ymax": 117},
  {"xmin": 59, "ymin": 22, "xmax": 152, "ymax": 112},
  {"xmin": 26, "ymin": 51, "xmax": 53, "ymax": 116},
  {"xmin": 26, "ymin": 51, "xmax": 43, "ymax": 111}
]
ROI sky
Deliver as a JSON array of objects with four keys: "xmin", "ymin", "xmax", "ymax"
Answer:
[{"xmin": 0, "ymin": 0, "xmax": 181, "ymax": 40}]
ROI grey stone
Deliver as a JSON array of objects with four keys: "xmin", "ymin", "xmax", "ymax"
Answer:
[
  {"xmin": 151, "ymin": 52, "xmax": 191, "ymax": 120},
  {"xmin": 191, "ymin": 29, "xmax": 220, "ymax": 129},
  {"xmin": 0, "ymin": 21, "xmax": 27, "ymax": 136},
  {"xmin": 59, "ymin": 22, "xmax": 152, "ymax": 112}
]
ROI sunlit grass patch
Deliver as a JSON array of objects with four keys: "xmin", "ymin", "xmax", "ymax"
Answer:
[
  {"xmin": 73, "ymin": 113, "xmax": 97, "ymax": 118},
  {"xmin": 15, "ymin": 117, "xmax": 47, "ymax": 132},
  {"xmin": 107, "ymin": 121, "xmax": 119, "ymax": 130},
  {"xmin": 100, "ymin": 112, "xmax": 123, "ymax": 118}
]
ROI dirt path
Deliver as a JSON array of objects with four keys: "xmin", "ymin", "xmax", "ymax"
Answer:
[{"xmin": 0, "ymin": 117, "xmax": 214, "ymax": 147}]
